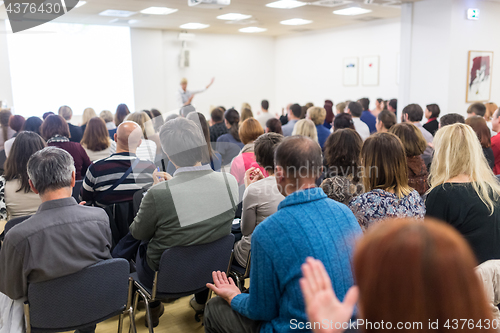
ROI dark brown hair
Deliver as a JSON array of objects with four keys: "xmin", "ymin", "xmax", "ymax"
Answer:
[
  {"xmin": 115, "ymin": 103, "xmax": 130, "ymax": 126},
  {"xmin": 225, "ymin": 108, "xmax": 241, "ymax": 142},
  {"xmin": 41, "ymin": 115, "xmax": 70, "ymax": 140},
  {"xmin": 354, "ymin": 218, "xmax": 494, "ymax": 333},
  {"xmin": 333, "ymin": 113, "xmax": 355, "ymax": 130},
  {"xmin": 324, "ymin": 129, "xmax": 362, "ymax": 182},
  {"xmin": 254, "ymin": 132, "xmax": 284, "ymax": 173},
  {"xmin": 402, "ymin": 104, "xmax": 424, "ymax": 122},
  {"xmin": 81, "ymin": 117, "xmax": 111, "ymax": 151},
  {"xmin": 377, "ymin": 110, "xmax": 397, "ymax": 130},
  {"xmin": 426, "ymin": 104, "xmax": 441, "ymax": 118},
  {"xmin": 389, "ymin": 123, "xmax": 427, "ymax": 157},
  {"xmin": 211, "ymin": 107, "xmax": 224, "ymax": 123},
  {"xmin": 9, "ymin": 115, "xmax": 25, "ymax": 133},
  {"xmin": 361, "ymin": 132, "xmax": 412, "ymax": 198},
  {"xmin": 266, "ymin": 118, "xmax": 283, "ymax": 135},
  {"xmin": 0, "ymin": 109, "xmax": 12, "ymax": 142},
  {"xmin": 465, "ymin": 116, "xmax": 491, "ymax": 149},
  {"xmin": 275, "ymin": 136, "xmax": 322, "ymax": 180},
  {"xmin": 186, "ymin": 112, "xmax": 217, "ymax": 164},
  {"xmin": 239, "ymin": 118, "xmax": 264, "ymax": 145},
  {"xmin": 467, "ymin": 103, "xmax": 487, "ymax": 117},
  {"xmin": 4, "ymin": 131, "xmax": 46, "ymax": 193}
]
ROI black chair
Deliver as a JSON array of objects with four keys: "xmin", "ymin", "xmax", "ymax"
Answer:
[
  {"xmin": 228, "ymin": 252, "xmax": 251, "ymax": 292},
  {"xmin": 131, "ymin": 234, "xmax": 235, "ymax": 332},
  {"xmin": 72, "ymin": 180, "xmax": 83, "ymax": 203},
  {"xmin": 0, "ymin": 215, "xmax": 32, "ymax": 250},
  {"xmin": 24, "ymin": 258, "xmax": 137, "ymax": 333}
]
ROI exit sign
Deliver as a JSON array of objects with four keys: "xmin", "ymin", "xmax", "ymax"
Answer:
[{"xmin": 468, "ymin": 8, "xmax": 480, "ymax": 20}]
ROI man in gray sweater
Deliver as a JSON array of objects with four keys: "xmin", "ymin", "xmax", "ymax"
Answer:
[
  {"xmin": 0, "ymin": 147, "xmax": 112, "ymax": 333},
  {"xmin": 130, "ymin": 117, "xmax": 238, "ymax": 327}
]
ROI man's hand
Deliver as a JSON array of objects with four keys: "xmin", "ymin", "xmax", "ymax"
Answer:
[
  {"xmin": 153, "ymin": 169, "xmax": 172, "ymax": 185},
  {"xmin": 300, "ymin": 257, "xmax": 358, "ymax": 333},
  {"xmin": 244, "ymin": 167, "xmax": 265, "ymax": 188},
  {"xmin": 79, "ymin": 201, "xmax": 87, "ymax": 206},
  {"xmin": 206, "ymin": 271, "xmax": 241, "ymax": 305}
]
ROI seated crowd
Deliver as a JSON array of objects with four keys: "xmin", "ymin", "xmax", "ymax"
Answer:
[{"xmin": 1, "ymin": 96, "xmax": 500, "ymax": 333}]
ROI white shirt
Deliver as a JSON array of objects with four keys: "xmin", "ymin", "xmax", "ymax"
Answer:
[
  {"xmin": 109, "ymin": 139, "xmax": 156, "ymax": 162},
  {"xmin": 352, "ymin": 118, "xmax": 371, "ymax": 141},
  {"xmin": 176, "ymin": 87, "xmax": 206, "ymax": 107},
  {"xmin": 256, "ymin": 111, "xmax": 275, "ymax": 129}
]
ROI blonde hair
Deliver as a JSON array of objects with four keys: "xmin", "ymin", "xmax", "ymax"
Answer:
[
  {"xmin": 307, "ymin": 107, "xmax": 327, "ymax": 125},
  {"xmin": 180, "ymin": 78, "xmax": 188, "ymax": 85},
  {"xmin": 99, "ymin": 110, "xmax": 114, "ymax": 123},
  {"xmin": 429, "ymin": 123, "xmax": 500, "ymax": 214},
  {"xmin": 126, "ymin": 111, "xmax": 155, "ymax": 139},
  {"xmin": 292, "ymin": 119, "xmax": 318, "ymax": 143},
  {"xmin": 82, "ymin": 108, "xmax": 97, "ymax": 125},
  {"xmin": 241, "ymin": 102, "xmax": 252, "ymax": 112},
  {"xmin": 241, "ymin": 108, "xmax": 253, "ymax": 122}
]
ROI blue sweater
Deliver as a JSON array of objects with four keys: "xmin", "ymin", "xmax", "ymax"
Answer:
[
  {"xmin": 360, "ymin": 110, "xmax": 377, "ymax": 134},
  {"xmin": 316, "ymin": 124, "xmax": 331, "ymax": 150},
  {"xmin": 231, "ymin": 188, "xmax": 362, "ymax": 332}
]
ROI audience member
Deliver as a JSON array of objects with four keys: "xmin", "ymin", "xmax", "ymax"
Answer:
[
  {"xmin": 241, "ymin": 102, "xmax": 252, "ymax": 113},
  {"xmin": 467, "ymin": 102, "xmax": 487, "ymax": 118},
  {"xmin": 41, "ymin": 115, "xmax": 91, "ymax": 180},
  {"xmin": 180, "ymin": 104, "xmax": 196, "ymax": 118},
  {"xmin": 401, "ymin": 104, "xmax": 434, "ymax": 167},
  {"xmin": 209, "ymin": 107, "xmax": 228, "ymax": 143},
  {"xmin": 375, "ymin": 109, "xmax": 397, "ymax": 133},
  {"xmin": 306, "ymin": 107, "xmax": 330, "ymax": 149},
  {"xmin": 323, "ymin": 100, "xmax": 334, "ymax": 130},
  {"xmin": 42, "ymin": 111, "xmax": 54, "ymax": 120},
  {"xmin": 0, "ymin": 132, "xmax": 45, "ymax": 220},
  {"xmin": 0, "ymin": 147, "xmax": 112, "ymax": 333},
  {"xmin": 234, "ymin": 133, "xmax": 285, "ymax": 268},
  {"xmin": 440, "ymin": 113, "xmax": 465, "ymax": 128},
  {"xmin": 124, "ymin": 111, "xmax": 160, "ymax": 162},
  {"xmin": 167, "ymin": 112, "xmax": 222, "ymax": 174},
  {"xmin": 3, "ymin": 115, "xmax": 25, "ymax": 157},
  {"xmin": 241, "ymin": 108, "xmax": 253, "ymax": 123},
  {"xmin": 150, "ymin": 109, "xmax": 165, "ymax": 133},
  {"xmin": 491, "ymin": 110, "xmax": 500, "ymax": 174},
  {"xmin": 320, "ymin": 129, "xmax": 363, "ymax": 205},
  {"xmin": 465, "ymin": 116, "xmax": 494, "ymax": 169},
  {"xmin": 346, "ymin": 101, "xmax": 370, "ymax": 141},
  {"xmin": 485, "ymin": 102, "xmax": 498, "ymax": 136},
  {"xmin": 333, "ymin": 113, "xmax": 355, "ymax": 131},
  {"xmin": 204, "ymin": 136, "xmax": 362, "ymax": 333},
  {"xmin": 335, "ymin": 102, "xmax": 346, "ymax": 115},
  {"xmin": 99, "ymin": 110, "xmax": 116, "ymax": 131},
  {"xmin": 282, "ymin": 103, "xmax": 301, "ymax": 136},
  {"xmin": 426, "ymin": 123, "xmax": 500, "ymax": 264},
  {"xmin": 0, "ymin": 109, "xmax": 14, "ymax": 151},
  {"xmin": 371, "ymin": 98, "xmax": 384, "ymax": 118},
  {"xmin": 82, "ymin": 121, "xmax": 155, "ymax": 206},
  {"xmin": 358, "ymin": 98, "xmax": 376, "ymax": 133},
  {"xmin": 265, "ymin": 118, "xmax": 283, "ymax": 135},
  {"xmin": 300, "ymin": 219, "xmax": 494, "ymax": 333},
  {"xmin": 217, "ymin": 109, "xmax": 244, "ymax": 166},
  {"xmin": 81, "ymin": 107, "xmax": 97, "ymax": 133},
  {"xmin": 300, "ymin": 105, "xmax": 308, "ymax": 119},
  {"xmin": 349, "ymin": 132, "xmax": 425, "ymax": 229},
  {"xmin": 130, "ymin": 117, "xmax": 238, "ymax": 326},
  {"xmin": 58, "ymin": 105, "xmax": 82, "ymax": 143},
  {"xmin": 256, "ymin": 100, "xmax": 274, "ymax": 129},
  {"xmin": 423, "ymin": 103, "xmax": 440, "ymax": 136},
  {"xmin": 21, "ymin": 116, "xmax": 43, "ymax": 135},
  {"xmin": 387, "ymin": 98, "xmax": 397, "ymax": 115},
  {"xmin": 230, "ymin": 118, "xmax": 266, "ymax": 185},
  {"xmin": 389, "ymin": 123, "xmax": 429, "ymax": 196},
  {"xmin": 112, "ymin": 103, "xmax": 130, "ymax": 139},
  {"xmin": 292, "ymin": 119, "xmax": 319, "ymax": 143},
  {"xmin": 80, "ymin": 117, "xmax": 117, "ymax": 162}
]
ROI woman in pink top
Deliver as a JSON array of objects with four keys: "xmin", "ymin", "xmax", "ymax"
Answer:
[{"xmin": 230, "ymin": 118, "xmax": 266, "ymax": 185}]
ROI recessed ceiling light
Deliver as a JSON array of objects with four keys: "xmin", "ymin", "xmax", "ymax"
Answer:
[
  {"xmin": 239, "ymin": 27, "xmax": 267, "ymax": 33},
  {"xmin": 217, "ymin": 13, "xmax": 252, "ymax": 21},
  {"xmin": 128, "ymin": 20, "xmax": 140, "ymax": 24},
  {"xmin": 75, "ymin": 1, "xmax": 87, "ymax": 8},
  {"xmin": 333, "ymin": 7, "xmax": 372, "ymax": 15},
  {"xmin": 180, "ymin": 23, "xmax": 210, "ymax": 30},
  {"xmin": 140, "ymin": 7, "xmax": 178, "ymax": 15},
  {"xmin": 99, "ymin": 10, "xmax": 136, "ymax": 18},
  {"xmin": 280, "ymin": 18, "xmax": 313, "ymax": 25},
  {"xmin": 266, "ymin": 0, "xmax": 307, "ymax": 9}
]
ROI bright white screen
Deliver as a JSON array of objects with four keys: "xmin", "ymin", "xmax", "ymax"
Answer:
[{"xmin": 6, "ymin": 23, "xmax": 135, "ymax": 117}]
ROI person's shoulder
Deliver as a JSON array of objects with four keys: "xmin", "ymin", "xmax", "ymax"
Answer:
[{"xmin": 217, "ymin": 133, "xmax": 230, "ymax": 142}]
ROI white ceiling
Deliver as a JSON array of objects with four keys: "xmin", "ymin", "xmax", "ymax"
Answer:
[{"xmin": 1, "ymin": 0, "xmax": 423, "ymax": 36}]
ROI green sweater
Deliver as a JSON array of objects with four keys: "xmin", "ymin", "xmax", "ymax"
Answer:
[{"xmin": 130, "ymin": 167, "xmax": 239, "ymax": 270}]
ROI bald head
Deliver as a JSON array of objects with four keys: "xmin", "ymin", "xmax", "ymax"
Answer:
[{"xmin": 115, "ymin": 121, "xmax": 142, "ymax": 153}]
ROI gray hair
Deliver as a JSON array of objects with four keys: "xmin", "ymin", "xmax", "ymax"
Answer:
[
  {"xmin": 27, "ymin": 147, "xmax": 76, "ymax": 195},
  {"xmin": 58, "ymin": 105, "xmax": 73, "ymax": 121},
  {"xmin": 180, "ymin": 104, "xmax": 196, "ymax": 118},
  {"xmin": 159, "ymin": 117, "xmax": 205, "ymax": 167}
]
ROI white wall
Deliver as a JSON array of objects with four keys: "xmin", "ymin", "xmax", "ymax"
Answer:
[
  {"xmin": 274, "ymin": 19, "xmax": 401, "ymax": 111},
  {"xmin": 130, "ymin": 28, "xmax": 276, "ymax": 119}
]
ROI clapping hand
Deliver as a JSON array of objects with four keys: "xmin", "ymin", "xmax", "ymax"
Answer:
[
  {"xmin": 206, "ymin": 271, "xmax": 241, "ymax": 305},
  {"xmin": 153, "ymin": 169, "xmax": 172, "ymax": 185},
  {"xmin": 300, "ymin": 257, "xmax": 359, "ymax": 333},
  {"xmin": 244, "ymin": 167, "xmax": 265, "ymax": 188}
]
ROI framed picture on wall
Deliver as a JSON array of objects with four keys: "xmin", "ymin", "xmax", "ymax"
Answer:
[
  {"xmin": 466, "ymin": 51, "xmax": 493, "ymax": 103},
  {"xmin": 362, "ymin": 55, "xmax": 380, "ymax": 86},
  {"xmin": 343, "ymin": 57, "xmax": 358, "ymax": 86}
]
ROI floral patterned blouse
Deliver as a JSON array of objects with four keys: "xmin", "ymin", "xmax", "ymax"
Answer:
[{"xmin": 348, "ymin": 189, "xmax": 425, "ymax": 230}]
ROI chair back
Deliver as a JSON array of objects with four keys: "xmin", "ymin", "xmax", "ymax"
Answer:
[
  {"xmin": 72, "ymin": 180, "xmax": 83, "ymax": 203},
  {"xmin": 27, "ymin": 258, "xmax": 129, "ymax": 331},
  {"xmin": 156, "ymin": 234, "xmax": 234, "ymax": 296}
]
